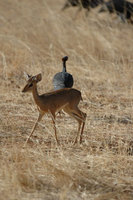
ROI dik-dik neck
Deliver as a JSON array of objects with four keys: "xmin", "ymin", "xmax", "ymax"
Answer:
[{"xmin": 32, "ymin": 83, "xmax": 41, "ymax": 106}]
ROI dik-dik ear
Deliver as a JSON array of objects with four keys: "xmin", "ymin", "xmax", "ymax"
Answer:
[{"xmin": 36, "ymin": 73, "xmax": 42, "ymax": 82}]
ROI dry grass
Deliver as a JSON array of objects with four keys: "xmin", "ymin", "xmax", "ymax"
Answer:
[{"xmin": 0, "ymin": 0, "xmax": 133, "ymax": 199}]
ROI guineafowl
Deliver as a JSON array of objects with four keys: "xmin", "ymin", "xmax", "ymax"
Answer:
[{"xmin": 53, "ymin": 56, "xmax": 74, "ymax": 90}]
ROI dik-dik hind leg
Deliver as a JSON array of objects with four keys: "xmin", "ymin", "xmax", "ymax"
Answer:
[
  {"xmin": 70, "ymin": 112, "xmax": 86, "ymax": 144},
  {"xmin": 73, "ymin": 117, "xmax": 82, "ymax": 144},
  {"xmin": 63, "ymin": 107, "xmax": 84, "ymax": 144},
  {"xmin": 79, "ymin": 113, "xmax": 86, "ymax": 144},
  {"xmin": 25, "ymin": 112, "xmax": 44, "ymax": 145},
  {"xmin": 70, "ymin": 106, "xmax": 86, "ymax": 144}
]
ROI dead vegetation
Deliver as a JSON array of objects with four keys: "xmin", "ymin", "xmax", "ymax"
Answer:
[{"xmin": 0, "ymin": 0, "xmax": 133, "ymax": 199}]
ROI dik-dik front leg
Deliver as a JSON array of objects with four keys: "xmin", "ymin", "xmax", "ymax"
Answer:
[
  {"xmin": 49, "ymin": 110, "xmax": 60, "ymax": 145},
  {"xmin": 25, "ymin": 111, "xmax": 44, "ymax": 144}
]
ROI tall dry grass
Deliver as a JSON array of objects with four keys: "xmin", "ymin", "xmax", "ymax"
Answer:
[{"xmin": 0, "ymin": 0, "xmax": 133, "ymax": 199}]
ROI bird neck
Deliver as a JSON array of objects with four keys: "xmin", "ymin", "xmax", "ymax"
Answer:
[{"xmin": 62, "ymin": 61, "xmax": 67, "ymax": 73}]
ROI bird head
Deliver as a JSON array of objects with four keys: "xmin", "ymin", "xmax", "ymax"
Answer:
[{"xmin": 62, "ymin": 56, "xmax": 68, "ymax": 62}]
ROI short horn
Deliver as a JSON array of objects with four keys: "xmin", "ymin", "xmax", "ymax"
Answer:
[{"xmin": 24, "ymin": 72, "xmax": 31, "ymax": 80}]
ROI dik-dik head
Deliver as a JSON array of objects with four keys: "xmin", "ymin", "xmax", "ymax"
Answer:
[{"xmin": 22, "ymin": 73, "xmax": 42, "ymax": 93}]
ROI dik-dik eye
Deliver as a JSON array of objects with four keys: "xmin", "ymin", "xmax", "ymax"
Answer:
[{"xmin": 29, "ymin": 83, "xmax": 33, "ymax": 87}]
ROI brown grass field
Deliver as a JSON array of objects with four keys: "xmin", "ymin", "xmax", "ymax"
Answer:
[{"xmin": 0, "ymin": 0, "xmax": 133, "ymax": 199}]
